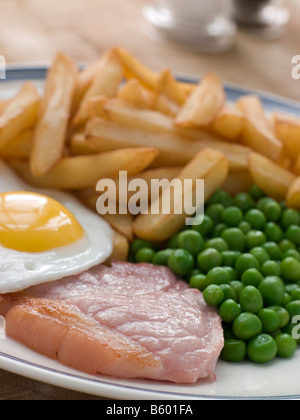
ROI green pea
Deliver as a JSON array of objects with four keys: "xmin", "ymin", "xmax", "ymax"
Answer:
[
  {"xmin": 205, "ymin": 237, "xmax": 228, "ymax": 253},
  {"xmin": 178, "ymin": 230, "xmax": 204, "ymax": 257},
  {"xmin": 264, "ymin": 222, "xmax": 283, "ymax": 243},
  {"xmin": 206, "ymin": 203, "xmax": 224, "ymax": 224},
  {"xmin": 135, "ymin": 248, "xmax": 155, "ymax": 263},
  {"xmin": 152, "ymin": 249, "xmax": 174, "ymax": 266},
  {"xmin": 230, "ymin": 280, "xmax": 243, "ymax": 301},
  {"xmin": 268, "ymin": 306, "xmax": 290, "ymax": 328},
  {"xmin": 286, "ymin": 225, "xmax": 300, "ymax": 246},
  {"xmin": 257, "ymin": 197, "xmax": 275, "ymax": 212},
  {"xmin": 281, "ymin": 208, "xmax": 300, "ymax": 229},
  {"xmin": 221, "ymin": 250, "xmax": 242, "ymax": 267},
  {"xmin": 283, "ymin": 293, "xmax": 292, "ymax": 306},
  {"xmin": 290, "ymin": 288, "xmax": 300, "ymax": 301},
  {"xmin": 203, "ymin": 284, "xmax": 224, "ymax": 307},
  {"xmin": 250, "ymin": 247, "xmax": 270, "ymax": 266},
  {"xmin": 283, "ymin": 322, "xmax": 300, "ymax": 343},
  {"xmin": 258, "ymin": 308, "xmax": 281, "ymax": 333},
  {"xmin": 262, "ymin": 242, "xmax": 282, "ymax": 261},
  {"xmin": 207, "ymin": 188, "xmax": 233, "ymax": 208},
  {"xmin": 206, "ymin": 267, "xmax": 230, "ymax": 286},
  {"xmin": 233, "ymin": 313, "xmax": 262, "ymax": 341},
  {"xmin": 221, "ymin": 339, "xmax": 246, "ymax": 363},
  {"xmin": 285, "ymin": 300, "xmax": 300, "ymax": 318},
  {"xmin": 281, "ymin": 257, "xmax": 300, "ymax": 282},
  {"xmin": 219, "ymin": 284, "xmax": 237, "ymax": 302},
  {"xmin": 223, "ymin": 266, "xmax": 237, "ymax": 281},
  {"xmin": 239, "ymin": 221, "xmax": 252, "ymax": 234},
  {"xmin": 235, "ymin": 253, "xmax": 260, "ymax": 277},
  {"xmin": 275, "ymin": 333, "xmax": 297, "ymax": 358},
  {"xmin": 167, "ymin": 233, "xmax": 180, "ymax": 249},
  {"xmin": 221, "ymin": 206, "xmax": 244, "ymax": 227},
  {"xmin": 192, "ymin": 214, "xmax": 213, "ymax": 237},
  {"xmin": 285, "ymin": 283, "xmax": 299, "ymax": 294},
  {"xmin": 279, "ymin": 239, "xmax": 296, "ymax": 253},
  {"xmin": 189, "ymin": 274, "xmax": 207, "ymax": 291},
  {"xmin": 241, "ymin": 268, "xmax": 264, "ymax": 287},
  {"xmin": 233, "ymin": 192, "xmax": 255, "ymax": 213},
  {"xmin": 249, "ymin": 185, "xmax": 265, "ymax": 201},
  {"xmin": 247, "ymin": 334, "xmax": 278, "ymax": 363},
  {"xmin": 219, "ymin": 299, "xmax": 241, "ymax": 323},
  {"xmin": 246, "ymin": 230, "xmax": 266, "ymax": 249},
  {"xmin": 283, "ymin": 249, "xmax": 300, "ymax": 262},
  {"xmin": 261, "ymin": 260, "xmax": 281, "ymax": 277},
  {"xmin": 168, "ymin": 249, "xmax": 194, "ymax": 277},
  {"xmin": 197, "ymin": 248, "xmax": 222, "ymax": 273},
  {"xmin": 239, "ymin": 286, "xmax": 263, "ymax": 313},
  {"xmin": 212, "ymin": 223, "xmax": 228, "ymax": 238},
  {"xmin": 221, "ymin": 228, "xmax": 246, "ymax": 252},
  {"xmin": 258, "ymin": 276, "xmax": 285, "ymax": 306},
  {"xmin": 244, "ymin": 209, "xmax": 266, "ymax": 230},
  {"xmin": 263, "ymin": 199, "xmax": 282, "ymax": 222},
  {"xmin": 131, "ymin": 239, "xmax": 156, "ymax": 256}
]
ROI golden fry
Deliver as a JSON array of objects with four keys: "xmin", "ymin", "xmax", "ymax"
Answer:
[
  {"xmin": 10, "ymin": 147, "xmax": 158, "ymax": 190},
  {"xmin": 118, "ymin": 79, "xmax": 157, "ymax": 109},
  {"xmin": 248, "ymin": 152, "xmax": 295, "ymax": 201},
  {"xmin": 0, "ymin": 82, "xmax": 40, "ymax": 151},
  {"xmin": 86, "ymin": 117, "xmax": 250, "ymax": 171},
  {"xmin": 237, "ymin": 96, "xmax": 283, "ymax": 162},
  {"xmin": 175, "ymin": 73, "xmax": 225, "ymax": 128},
  {"xmin": 30, "ymin": 52, "xmax": 77, "ymax": 177},
  {"xmin": 72, "ymin": 49, "xmax": 123, "ymax": 126},
  {"xmin": 272, "ymin": 112, "xmax": 300, "ymax": 160},
  {"xmin": 133, "ymin": 148, "xmax": 229, "ymax": 241}
]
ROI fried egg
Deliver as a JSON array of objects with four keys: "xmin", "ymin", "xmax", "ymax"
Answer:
[{"xmin": 0, "ymin": 161, "xmax": 113, "ymax": 294}]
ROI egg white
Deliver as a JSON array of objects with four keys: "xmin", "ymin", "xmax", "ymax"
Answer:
[{"xmin": 0, "ymin": 161, "xmax": 113, "ymax": 294}]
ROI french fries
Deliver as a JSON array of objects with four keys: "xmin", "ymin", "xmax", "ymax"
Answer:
[
  {"xmin": 175, "ymin": 73, "xmax": 225, "ymax": 128},
  {"xmin": 157, "ymin": 68, "xmax": 187, "ymax": 105},
  {"xmin": 115, "ymin": 48, "xmax": 158, "ymax": 91},
  {"xmin": 248, "ymin": 152, "xmax": 296, "ymax": 201},
  {"xmin": 0, "ymin": 82, "xmax": 40, "ymax": 151},
  {"xmin": 118, "ymin": 79, "xmax": 156, "ymax": 110},
  {"xmin": 286, "ymin": 178, "xmax": 300, "ymax": 209},
  {"xmin": 1, "ymin": 46, "xmax": 300, "ymax": 259},
  {"xmin": 105, "ymin": 230, "xmax": 129, "ymax": 265},
  {"xmin": 30, "ymin": 53, "xmax": 77, "ymax": 177},
  {"xmin": 72, "ymin": 49, "xmax": 123, "ymax": 126},
  {"xmin": 237, "ymin": 96, "xmax": 283, "ymax": 162},
  {"xmin": 9, "ymin": 147, "xmax": 158, "ymax": 190},
  {"xmin": 86, "ymin": 117, "xmax": 250, "ymax": 171},
  {"xmin": 1, "ymin": 129, "xmax": 33, "ymax": 159},
  {"xmin": 210, "ymin": 106, "xmax": 246, "ymax": 141},
  {"xmin": 133, "ymin": 148, "xmax": 229, "ymax": 241},
  {"xmin": 272, "ymin": 112, "xmax": 300, "ymax": 160}
]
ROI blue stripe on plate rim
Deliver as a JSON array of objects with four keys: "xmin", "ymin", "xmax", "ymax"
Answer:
[
  {"xmin": 1, "ymin": 66, "xmax": 299, "ymax": 116},
  {"xmin": 0, "ymin": 66, "xmax": 299, "ymax": 400}
]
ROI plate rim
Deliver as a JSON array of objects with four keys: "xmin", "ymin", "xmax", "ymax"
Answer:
[{"xmin": 0, "ymin": 66, "xmax": 300, "ymax": 400}]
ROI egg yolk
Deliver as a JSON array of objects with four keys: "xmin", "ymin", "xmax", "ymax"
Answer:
[{"xmin": 0, "ymin": 192, "xmax": 85, "ymax": 252}]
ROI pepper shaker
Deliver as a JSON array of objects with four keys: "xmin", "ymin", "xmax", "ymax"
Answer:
[{"xmin": 233, "ymin": 0, "xmax": 290, "ymax": 39}]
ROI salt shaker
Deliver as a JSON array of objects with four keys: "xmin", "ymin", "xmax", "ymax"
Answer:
[{"xmin": 144, "ymin": 0, "xmax": 236, "ymax": 53}]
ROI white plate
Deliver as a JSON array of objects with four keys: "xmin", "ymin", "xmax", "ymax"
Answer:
[{"xmin": 0, "ymin": 70, "xmax": 300, "ymax": 400}]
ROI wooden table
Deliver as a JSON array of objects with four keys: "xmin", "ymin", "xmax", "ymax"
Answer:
[{"xmin": 0, "ymin": 0, "xmax": 299, "ymax": 400}]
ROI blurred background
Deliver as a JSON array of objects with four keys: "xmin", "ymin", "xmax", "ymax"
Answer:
[{"xmin": 0, "ymin": 0, "xmax": 299, "ymax": 101}]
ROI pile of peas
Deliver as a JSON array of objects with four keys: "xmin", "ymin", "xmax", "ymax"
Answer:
[{"xmin": 130, "ymin": 185, "xmax": 300, "ymax": 365}]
